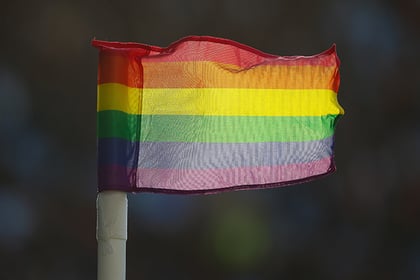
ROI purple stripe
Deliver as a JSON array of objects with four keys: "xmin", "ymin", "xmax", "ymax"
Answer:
[
  {"xmin": 98, "ymin": 138, "xmax": 333, "ymax": 169},
  {"xmin": 98, "ymin": 157, "xmax": 334, "ymax": 193}
]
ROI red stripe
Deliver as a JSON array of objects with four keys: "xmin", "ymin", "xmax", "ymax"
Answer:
[
  {"xmin": 95, "ymin": 38, "xmax": 339, "ymax": 89},
  {"xmin": 97, "ymin": 50, "xmax": 143, "ymax": 88}
]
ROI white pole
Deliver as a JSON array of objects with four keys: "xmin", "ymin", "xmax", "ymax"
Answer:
[{"xmin": 97, "ymin": 191, "xmax": 128, "ymax": 280}]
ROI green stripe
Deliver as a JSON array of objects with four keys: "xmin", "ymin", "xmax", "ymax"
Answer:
[{"xmin": 97, "ymin": 110, "xmax": 339, "ymax": 143}]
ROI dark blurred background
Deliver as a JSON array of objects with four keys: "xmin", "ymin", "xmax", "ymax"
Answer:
[{"xmin": 0, "ymin": 0, "xmax": 419, "ymax": 279}]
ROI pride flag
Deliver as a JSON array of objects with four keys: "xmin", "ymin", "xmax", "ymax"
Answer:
[{"xmin": 93, "ymin": 36, "xmax": 344, "ymax": 194}]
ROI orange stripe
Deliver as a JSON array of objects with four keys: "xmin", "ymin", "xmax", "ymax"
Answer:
[
  {"xmin": 143, "ymin": 62, "xmax": 339, "ymax": 91},
  {"xmin": 98, "ymin": 53, "xmax": 339, "ymax": 91}
]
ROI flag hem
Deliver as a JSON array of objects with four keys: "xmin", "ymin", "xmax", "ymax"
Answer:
[
  {"xmin": 91, "ymin": 36, "xmax": 338, "ymax": 62},
  {"xmin": 97, "ymin": 160, "xmax": 336, "ymax": 195}
]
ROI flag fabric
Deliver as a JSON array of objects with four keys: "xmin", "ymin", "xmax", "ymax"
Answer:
[{"xmin": 93, "ymin": 36, "xmax": 344, "ymax": 194}]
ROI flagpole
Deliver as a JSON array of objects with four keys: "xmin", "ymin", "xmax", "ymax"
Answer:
[{"xmin": 97, "ymin": 191, "xmax": 128, "ymax": 280}]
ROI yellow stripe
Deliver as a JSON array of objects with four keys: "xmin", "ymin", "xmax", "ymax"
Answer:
[
  {"xmin": 98, "ymin": 83, "xmax": 344, "ymax": 116},
  {"xmin": 97, "ymin": 83, "xmax": 142, "ymax": 115}
]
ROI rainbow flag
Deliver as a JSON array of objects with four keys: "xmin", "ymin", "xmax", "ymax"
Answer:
[{"xmin": 93, "ymin": 36, "xmax": 344, "ymax": 194}]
